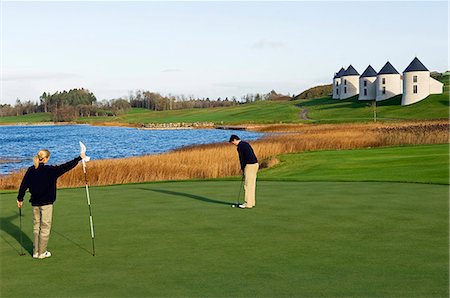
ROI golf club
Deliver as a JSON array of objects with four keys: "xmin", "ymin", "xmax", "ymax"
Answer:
[
  {"xmin": 231, "ymin": 176, "xmax": 245, "ymax": 208},
  {"xmin": 80, "ymin": 142, "xmax": 95, "ymax": 256},
  {"xmin": 19, "ymin": 208, "xmax": 25, "ymax": 256}
]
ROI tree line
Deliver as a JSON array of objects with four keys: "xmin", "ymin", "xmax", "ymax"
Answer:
[{"xmin": 0, "ymin": 88, "xmax": 289, "ymax": 121}]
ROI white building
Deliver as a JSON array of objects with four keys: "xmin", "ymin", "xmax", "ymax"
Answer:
[
  {"xmin": 332, "ymin": 67, "xmax": 345, "ymax": 99},
  {"xmin": 376, "ymin": 61, "xmax": 402, "ymax": 101},
  {"xmin": 401, "ymin": 57, "xmax": 444, "ymax": 105},
  {"xmin": 358, "ymin": 65, "xmax": 377, "ymax": 100},
  {"xmin": 340, "ymin": 65, "xmax": 360, "ymax": 99}
]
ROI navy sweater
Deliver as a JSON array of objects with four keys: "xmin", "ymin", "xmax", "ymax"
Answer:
[
  {"xmin": 17, "ymin": 157, "xmax": 82, "ymax": 206},
  {"xmin": 237, "ymin": 141, "xmax": 258, "ymax": 171}
]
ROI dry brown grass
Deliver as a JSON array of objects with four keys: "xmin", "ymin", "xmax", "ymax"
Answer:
[{"xmin": 1, "ymin": 120, "xmax": 448, "ymax": 190}]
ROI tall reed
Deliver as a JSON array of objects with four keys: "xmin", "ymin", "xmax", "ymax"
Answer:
[{"xmin": 1, "ymin": 120, "xmax": 448, "ymax": 189}]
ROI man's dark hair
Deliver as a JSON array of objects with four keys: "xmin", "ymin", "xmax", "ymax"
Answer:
[{"xmin": 229, "ymin": 134, "xmax": 240, "ymax": 142}]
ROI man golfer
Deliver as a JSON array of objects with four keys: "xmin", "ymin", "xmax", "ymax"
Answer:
[
  {"xmin": 229, "ymin": 135, "xmax": 259, "ymax": 209},
  {"xmin": 17, "ymin": 149, "xmax": 86, "ymax": 259}
]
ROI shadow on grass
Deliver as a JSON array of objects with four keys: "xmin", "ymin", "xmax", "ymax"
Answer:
[
  {"xmin": 52, "ymin": 229, "xmax": 93, "ymax": 256},
  {"xmin": 0, "ymin": 212, "xmax": 33, "ymax": 255},
  {"xmin": 143, "ymin": 188, "xmax": 232, "ymax": 205}
]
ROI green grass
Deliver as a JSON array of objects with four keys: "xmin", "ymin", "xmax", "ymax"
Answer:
[
  {"xmin": 1, "ymin": 180, "xmax": 448, "ymax": 297},
  {"xmin": 298, "ymin": 91, "xmax": 449, "ymax": 122},
  {"xmin": 78, "ymin": 101, "xmax": 302, "ymax": 125},
  {"xmin": 0, "ymin": 113, "xmax": 52, "ymax": 123},
  {"xmin": 258, "ymin": 144, "xmax": 449, "ymax": 184}
]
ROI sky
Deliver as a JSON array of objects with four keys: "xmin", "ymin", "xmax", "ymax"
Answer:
[{"xmin": 1, "ymin": 1, "xmax": 448, "ymax": 104}]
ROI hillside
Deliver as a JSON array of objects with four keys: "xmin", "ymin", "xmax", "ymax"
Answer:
[
  {"xmin": 296, "ymin": 74, "xmax": 449, "ymax": 122},
  {"xmin": 1, "ymin": 75, "xmax": 448, "ymax": 125},
  {"xmin": 294, "ymin": 84, "xmax": 332, "ymax": 100}
]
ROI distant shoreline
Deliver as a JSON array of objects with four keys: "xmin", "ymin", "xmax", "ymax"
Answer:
[{"xmin": 0, "ymin": 121, "xmax": 256, "ymax": 131}]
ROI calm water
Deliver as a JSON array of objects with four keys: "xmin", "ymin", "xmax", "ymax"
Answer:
[{"xmin": 0, "ymin": 125, "xmax": 263, "ymax": 175}]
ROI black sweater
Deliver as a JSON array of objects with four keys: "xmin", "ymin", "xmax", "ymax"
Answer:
[
  {"xmin": 17, "ymin": 157, "xmax": 82, "ymax": 206},
  {"xmin": 237, "ymin": 141, "xmax": 258, "ymax": 171}
]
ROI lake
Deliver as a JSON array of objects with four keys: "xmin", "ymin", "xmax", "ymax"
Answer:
[{"xmin": 0, "ymin": 125, "xmax": 263, "ymax": 175}]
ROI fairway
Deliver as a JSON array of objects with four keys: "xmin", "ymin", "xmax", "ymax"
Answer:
[{"xmin": 1, "ymin": 180, "xmax": 448, "ymax": 297}]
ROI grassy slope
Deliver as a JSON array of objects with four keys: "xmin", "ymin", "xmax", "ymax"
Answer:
[
  {"xmin": 297, "ymin": 92, "xmax": 449, "ymax": 122},
  {"xmin": 77, "ymin": 101, "xmax": 301, "ymax": 125},
  {"xmin": 258, "ymin": 143, "xmax": 449, "ymax": 184},
  {"xmin": 1, "ymin": 181, "xmax": 448, "ymax": 297},
  {"xmin": 0, "ymin": 113, "xmax": 52, "ymax": 123},
  {"xmin": 298, "ymin": 75, "xmax": 449, "ymax": 122}
]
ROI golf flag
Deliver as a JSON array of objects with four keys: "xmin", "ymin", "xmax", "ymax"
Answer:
[{"xmin": 79, "ymin": 141, "xmax": 91, "ymax": 162}]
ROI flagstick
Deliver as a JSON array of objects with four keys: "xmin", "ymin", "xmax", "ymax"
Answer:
[{"xmin": 82, "ymin": 160, "xmax": 96, "ymax": 256}]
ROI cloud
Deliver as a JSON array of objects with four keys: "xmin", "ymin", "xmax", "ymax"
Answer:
[
  {"xmin": 1, "ymin": 71, "xmax": 81, "ymax": 81},
  {"xmin": 251, "ymin": 39, "xmax": 284, "ymax": 49}
]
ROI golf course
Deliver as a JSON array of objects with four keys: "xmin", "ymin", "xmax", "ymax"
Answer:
[{"xmin": 1, "ymin": 144, "xmax": 448, "ymax": 297}]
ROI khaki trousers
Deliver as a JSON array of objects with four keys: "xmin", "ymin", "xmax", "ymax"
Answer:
[
  {"xmin": 244, "ymin": 163, "xmax": 259, "ymax": 208},
  {"xmin": 32, "ymin": 204, "xmax": 53, "ymax": 255}
]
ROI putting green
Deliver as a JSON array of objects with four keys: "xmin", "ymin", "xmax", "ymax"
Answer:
[{"xmin": 1, "ymin": 180, "xmax": 448, "ymax": 297}]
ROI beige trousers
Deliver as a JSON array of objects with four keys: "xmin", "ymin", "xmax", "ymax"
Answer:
[
  {"xmin": 32, "ymin": 204, "xmax": 53, "ymax": 255},
  {"xmin": 244, "ymin": 163, "xmax": 259, "ymax": 208}
]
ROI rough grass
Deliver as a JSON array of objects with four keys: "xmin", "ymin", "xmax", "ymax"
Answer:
[{"xmin": 1, "ymin": 120, "xmax": 448, "ymax": 189}]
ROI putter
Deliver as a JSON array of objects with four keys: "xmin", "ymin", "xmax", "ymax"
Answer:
[
  {"xmin": 19, "ymin": 208, "xmax": 26, "ymax": 256},
  {"xmin": 231, "ymin": 176, "xmax": 245, "ymax": 208}
]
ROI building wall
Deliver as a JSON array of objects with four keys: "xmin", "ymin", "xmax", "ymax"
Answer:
[
  {"xmin": 376, "ymin": 74, "xmax": 402, "ymax": 101},
  {"xmin": 430, "ymin": 78, "xmax": 444, "ymax": 94},
  {"xmin": 401, "ymin": 71, "xmax": 430, "ymax": 105},
  {"xmin": 333, "ymin": 78, "xmax": 341, "ymax": 99},
  {"xmin": 358, "ymin": 76, "xmax": 377, "ymax": 100},
  {"xmin": 340, "ymin": 75, "xmax": 359, "ymax": 99}
]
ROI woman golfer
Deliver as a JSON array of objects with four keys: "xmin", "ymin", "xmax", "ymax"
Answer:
[{"xmin": 17, "ymin": 149, "xmax": 85, "ymax": 259}]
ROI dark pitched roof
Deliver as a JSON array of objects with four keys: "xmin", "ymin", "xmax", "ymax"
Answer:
[
  {"xmin": 360, "ymin": 65, "xmax": 378, "ymax": 78},
  {"xmin": 343, "ymin": 65, "xmax": 359, "ymax": 76},
  {"xmin": 404, "ymin": 57, "xmax": 429, "ymax": 72},
  {"xmin": 333, "ymin": 67, "xmax": 346, "ymax": 79},
  {"xmin": 378, "ymin": 61, "xmax": 399, "ymax": 75}
]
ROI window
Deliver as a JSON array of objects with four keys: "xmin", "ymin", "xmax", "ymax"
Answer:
[
  {"xmin": 364, "ymin": 80, "xmax": 367, "ymax": 87},
  {"xmin": 413, "ymin": 75, "xmax": 417, "ymax": 83},
  {"xmin": 344, "ymin": 87, "xmax": 347, "ymax": 93},
  {"xmin": 382, "ymin": 87, "xmax": 386, "ymax": 94},
  {"xmin": 337, "ymin": 89, "xmax": 339, "ymax": 95},
  {"xmin": 336, "ymin": 82, "xmax": 339, "ymax": 86},
  {"xmin": 364, "ymin": 89, "xmax": 367, "ymax": 96},
  {"xmin": 344, "ymin": 80, "xmax": 347, "ymax": 85},
  {"xmin": 382, "ymin": 78, "xmax": 386, "ymax": 84},
  {"xmin": 413, "ymin": 85, "xmax": 418, "ymax": 94}
]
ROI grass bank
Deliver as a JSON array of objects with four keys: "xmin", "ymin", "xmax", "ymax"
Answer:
[
  {"xmin": 1, "ymin": 180, "xmax": 448, "ymax": 296},
  {"xmin": 297, "ymin": 92, "xmax": 449, "ymax": 122}
]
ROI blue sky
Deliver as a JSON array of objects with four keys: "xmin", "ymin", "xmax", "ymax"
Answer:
[{"xmin": 1, "ymin": 1, "xmax": 448, "ymax": 104}]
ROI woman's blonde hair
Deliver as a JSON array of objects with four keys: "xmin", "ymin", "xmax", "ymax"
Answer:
[{"xmin": 33, "ymin": 149, "xmax": 51, "ymax": 169}]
